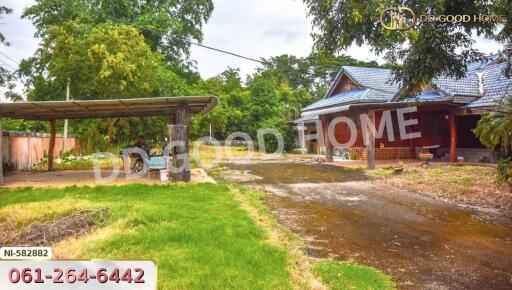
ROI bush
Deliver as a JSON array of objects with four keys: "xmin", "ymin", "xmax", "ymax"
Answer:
[
  {"xmin": 31, "ymin": 151, "xmax": 120, "ymax": 171},
  {"xmin": 497, "ymin": 158, "xmax": 512, "ymax": 188},
  {"xmin": 291, "ymin": 148, "xmax": 303, "ymax": 154}
]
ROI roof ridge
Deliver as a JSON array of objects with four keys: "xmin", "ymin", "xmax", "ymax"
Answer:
[{"xmin": 342, "ymin": 65, "xmax": 392, "ymax": 71}]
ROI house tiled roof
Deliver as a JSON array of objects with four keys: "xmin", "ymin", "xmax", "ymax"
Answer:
[
  {"xmin": 401, "ymin": 91, "xmax": 448, "ymax": 102},
  {"xmin": 342, "ymin": 66, "xmax": 401, "ymax": 93},
  {"xmin": 292, "ymin": 114, "xmax": 318, "ymax": 124},
  {"xmin": 466, "ymin": 62, "xmax": 512, "ymax": 108},
  {"xmin": 433, "ymin": 73, "xmax": 481, "ymax": 97},
  {"xmin": 302, "ymin": 88, "xmax": 395, "ymax": 112},
  {"xmin": 300, "ymin": 55, "xmax": 512, "ymax": 118}
]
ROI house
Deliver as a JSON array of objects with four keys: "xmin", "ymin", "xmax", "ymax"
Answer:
[{"xmin": 294, "ymin": 55, "xmax": 511, "ymax": 164}]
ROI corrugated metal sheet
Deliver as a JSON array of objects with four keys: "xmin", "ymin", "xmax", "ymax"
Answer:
[{"xmin": 0, "ymin": 96, "xmax": 219, "ymax": 120}]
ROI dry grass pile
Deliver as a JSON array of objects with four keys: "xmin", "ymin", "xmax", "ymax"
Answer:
[{"xmin": 0, "ymin": 208, "xmax": 108, "ymax": 247}]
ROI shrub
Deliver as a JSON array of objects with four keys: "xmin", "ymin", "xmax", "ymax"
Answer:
[
  {"xmin": 497, "ymin": 158, "xmax": 512, "ymax": 188},
  {"xmin": 31, "ymin": 152, "xmax": 119, "ymax": 171},
  {"xmin": 291, "ymin": 148, "xmax": 303, "ymax": 154}
]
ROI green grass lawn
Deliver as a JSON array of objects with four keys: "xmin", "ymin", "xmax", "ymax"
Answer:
[
  {"xmin": 0, "ymin": 184, "xmax": 291, "ymax": 289},
  {"xmin": 0, "ymin": 183, "xmax": 396, "ymax": 289},
  {"xmin": 314, "ymin": 260, "xmax": 396, "ymax": 290}
]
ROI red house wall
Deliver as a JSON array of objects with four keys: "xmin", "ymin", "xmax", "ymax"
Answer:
[{"xmin": 326, "ymin": 107, "xmax": 483, "ymax": 160}]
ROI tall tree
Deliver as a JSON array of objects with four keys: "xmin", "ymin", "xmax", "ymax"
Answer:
[
  {"xmin": 0, "ymin": 5, "xmax": 14, "ymax": 90},
  {"xmin": 302, "ymin": 0, "xmax": 510, "ymax": 94},
  {"xmin": 25, "ymin": 21, "xmax": 165, "ymax": 144},
  {"xmin": 22, "ymin": 0, "xmax": 214, "ymax": 62},
  {"xmin": 32, "ymin": 21, "xmax": 162, "ymax": 100}
]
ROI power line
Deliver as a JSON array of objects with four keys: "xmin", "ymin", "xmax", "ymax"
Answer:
[
  {"xmin": 191, "ymin": 42, "xmax": 267, "ymax": 64},
  {"xmin": 107, "ymin": 17, "xmax": 268, "ymax": 64},
  {"xmin": 0, "ymin": 51, "xmax": 20, "ymax": 65},
  {"xmin": 115, "ymin": 17, "xmax": 352, "ymax": 69},
  {"xmin": 0, "ymin": 58, "xmax": 15, "ymax": 71}
]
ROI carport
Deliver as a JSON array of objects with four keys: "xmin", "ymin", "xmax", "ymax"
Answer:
[{"xmin": 0, "ymin": 96, "xmax": 219, "ymax": 184}]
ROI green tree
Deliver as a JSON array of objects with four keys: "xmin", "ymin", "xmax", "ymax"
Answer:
[
  {"xmin": 0, "ymin": 5, "xmax": 12, "ymax": 46},
  {"xmin": 259, "ymin": 53, "xmax": 381, "ymax": 98},
  {"xmin": 0, "ymin": 5, "xmax": 15, "ymax": 93},
  {"xmin": 474, "ymin": 96, "xmax": 512, "ymax": 156},
  {"xmin": 244, "ymin": 77, "xmax": 291, "ymax": 152},
  {"xmin": 36, "ymin": 21, "xmax": 162, "ymax": 100},
  {"xmin": 189, "ymin": 70, "xmax": 246, "ymax": 140},
  {"xmin": 22, "ymin": 0, "xmax": 214, "ymax": 62},
  {"xmin": 302, "ymin": 0, "xmax": 510, "ymax": 94},
  {"xmin": 24, "ymin": 21, "xmax": 166, "ymax": 145}
]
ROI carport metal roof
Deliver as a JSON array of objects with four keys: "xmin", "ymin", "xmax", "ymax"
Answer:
[
  {"xmin": 0, "ymin": 96, "xmax": 218, "ymax": 120},
  {"xmin": 0, "ymin": 96, "xmax": 219, "ymax": 185}
]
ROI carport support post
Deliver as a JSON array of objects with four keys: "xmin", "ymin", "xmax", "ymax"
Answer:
[
  {"xmin": 48, "ymin": 119, "xmax": 56, "ymax": 172},
  {"xmin": 171, "ymin": 102, "xmax": 191, "ymax": 181},
  {"xmin": 320, "ymin": 115, "xmax": 333, "ymax": 162},
  {"xmin": 298, "ymin": 122, "xmax": 306, "ymax": 154},
  {"xmin": 366, "ymin": 110, "xmax": 376, "ymax": 169}
]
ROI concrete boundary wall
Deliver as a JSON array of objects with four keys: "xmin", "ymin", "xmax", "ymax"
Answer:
[{"xmin": 1, "ymin": 131, "xmax": 77, "ymax": 171}]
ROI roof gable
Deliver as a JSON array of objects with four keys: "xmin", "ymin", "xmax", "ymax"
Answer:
[
  {"xmin": 342, "ymin": 66, "xmax": 401, "ymax": 93},
  {"xmin": 324, "ymin": 66, "xmax": 401, "ymax": 99}
]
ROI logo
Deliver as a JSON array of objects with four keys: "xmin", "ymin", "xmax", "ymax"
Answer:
[
  {"xmin": 380, "ymin": 7, "xmax": 416, "ymax": 30},
  {"xmin": 380, "ymin": 7, "xmax": 507, "ymax": 30}
]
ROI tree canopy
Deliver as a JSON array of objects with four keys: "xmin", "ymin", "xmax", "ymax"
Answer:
[
  {"xmin": 302, "ymin": 0, "xmax": 511, "ymax": 93},
  {"xmin": 36, "ymin": 22, "xmax": 162, "ymax": 100},
  {"xmin": 0, "ymin": 5, "xmax": 14, "ymax": 92},
  {"xmin": 22, "ymin": 0, "xmax": 214, "ymax": 62}
]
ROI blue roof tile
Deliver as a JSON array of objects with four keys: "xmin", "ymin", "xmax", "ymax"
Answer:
[
  {"xmin": 301, "ymin": 55, "xmax": 512, "ymax": 116},
  {"xmin": 343, "ymin": 66, "xmax": 401, "ymax": 93},
  {"xmin": 466, "ymin": 62, "xmax": 512, "ymax": 108},
  {"xmin": 302, "ymin": 88, "xmax": 395, "ymax": 112},
  {"xmin": 433, "ymin": 72, "xmax": 481, "ymax": 96}
]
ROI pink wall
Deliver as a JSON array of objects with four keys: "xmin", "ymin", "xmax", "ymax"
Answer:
[{"xmin": 2, "ymin": 133, "xmax": 77, "ymax": 171}]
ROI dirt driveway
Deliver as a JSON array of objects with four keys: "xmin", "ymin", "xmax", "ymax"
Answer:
[{"xmin": 219, "ymin": 161, "xmax": 512, "ymax": 290}]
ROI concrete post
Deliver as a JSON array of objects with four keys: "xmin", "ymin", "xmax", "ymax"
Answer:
[
  {"xmin": 170, "ymin": 102, "xmax": 191, "ymax": 181},
  {"xmin": 366, "ymin": 110, "xmax": 376, "ymax": 169},
  {"xmin": 48, "ymin": 119, "xmax": 56, "ymax": 172}
]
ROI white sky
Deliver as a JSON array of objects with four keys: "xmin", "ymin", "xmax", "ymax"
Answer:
[{"xmin": 0, "ymin": 0, "xmax": 504, "ymax": 99}]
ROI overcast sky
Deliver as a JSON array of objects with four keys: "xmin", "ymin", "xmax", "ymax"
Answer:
[{"xmin": 0, "ymin": 0, "xmax": 504, "ymax": 99}]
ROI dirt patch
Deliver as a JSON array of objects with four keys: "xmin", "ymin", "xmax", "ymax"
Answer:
[
  {"xmin": 0, "ymin": 209, "xmax": 109, "ymax": 247},
  {"xmin": 219, "ymin": 162, "xmax": 370, "ymax": 184},
  {"xmin": 2, "ymin": 169, "xmax": 216, "ymax": 188},
  {"xmin": 219, "ymin": 161, "xmax": 512, "ymax": 289},
  {"xmin": 231, "ymin": 186, "xmax": 326, "ymax": 290},
  {"xmin": 369, "ymin": 164, "xmax": 512, "ymax": 221}
]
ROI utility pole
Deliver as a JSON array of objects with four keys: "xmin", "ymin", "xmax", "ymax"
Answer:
[
  {"xmin": 63, "ymin": 77, "xmax": 70, "ymax": 152},
  {"xmin": 209, "ymin": 123, "xmax": 212, "ymax": 143}
]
